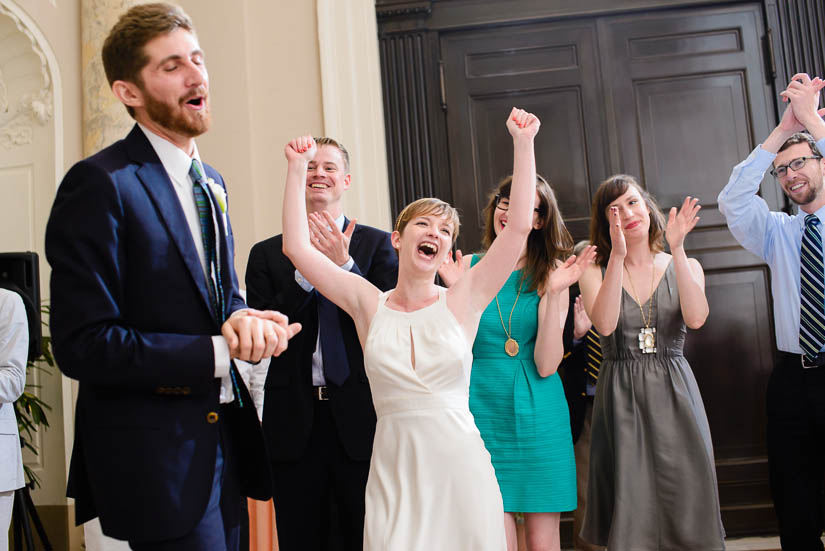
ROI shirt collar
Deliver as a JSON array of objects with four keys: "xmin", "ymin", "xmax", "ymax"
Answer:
[
  {"xmin": 138, "ymin": 123, "xmax": 202, "ymax": 184},
  {"xmin": 333, "ymin": 213, "xmax": 346, "ymax": 232}
]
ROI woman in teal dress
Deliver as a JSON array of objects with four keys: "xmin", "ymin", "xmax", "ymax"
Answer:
[{"xmin": 441, "ymin": 175, "xmax": 594, "ymax": 550}]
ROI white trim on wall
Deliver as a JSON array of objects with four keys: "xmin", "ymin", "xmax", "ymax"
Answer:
[
  {"xmin": 316, "ymin": 0, "xmax": 393, "ymax": 232},
  {"xmin": 0, "ymin": 0, "xmax": 72, "ymax": 494}
]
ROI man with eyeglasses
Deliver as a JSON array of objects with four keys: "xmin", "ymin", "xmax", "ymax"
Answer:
[{"xmin": 719, "ymin": 73, "xmax": 825, "ymax": 551}]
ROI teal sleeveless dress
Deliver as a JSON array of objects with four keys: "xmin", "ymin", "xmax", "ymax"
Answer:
[{"xmin": 469, "ymin": 255, "xmax": 576, "ymax": 512}]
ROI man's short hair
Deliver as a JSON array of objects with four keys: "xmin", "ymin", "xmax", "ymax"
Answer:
[
  {"xmin": 101, "ymin": 3, "xmax": 194, "ymax": 117},
  {"xmin": 313, "ymin": 137, "xmax": 351, "ymax": 172},
  {"xmin": 779, "ymin": 132, "xmax": 823, "ymax": 157}
]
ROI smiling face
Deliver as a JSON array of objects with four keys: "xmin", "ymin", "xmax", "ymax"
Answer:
[
  {"xmin": 774, "ymin": 142, "xmax": 825, "ymax": 212},
  {"xmin": 392, "ymin": 214, "xmax": 455, "ymax": 272},
  {"xmin": 492, "ymin": 191, "xmax": 543, "ymax": 236},
  {"xmin": 589, "ymin": 174, "xmax": 665, "ymax": 266},
  {"xmin": 606, "ymin": 185, "xmax": 651, "ymax": 240},
  {"xmin": 306, "ymin": 144, "xmax": 351, "ymax": 217},
  {"xmin": 127, "ymin": 28, "xmax": 210, "ymax": 150}
]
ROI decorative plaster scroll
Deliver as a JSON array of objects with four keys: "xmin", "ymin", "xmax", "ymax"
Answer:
[
  {"xmin": 81, "ymin": 0, "xmax": 139, "ymax": 155},
  {"xmin": 0, "ymin": 5, "xmax": 53, "ymax": 149}
]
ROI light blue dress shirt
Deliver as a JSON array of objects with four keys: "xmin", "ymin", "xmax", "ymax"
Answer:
[{"xmin": 718, "ymin": 138, "xmax": 825, "ymax": 354}]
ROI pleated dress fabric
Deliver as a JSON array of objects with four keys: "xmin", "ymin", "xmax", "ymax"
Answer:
[
  {"xmin": 581, "ymin": 261, "xmax": 725, "ymax": 550},
  {"xmin": 469, "ymin": 257, "xmax": 577, "ymax": 513},
  {"xmin": 362, "ymin": 287, "xmax": 506, "ymax": 551}
]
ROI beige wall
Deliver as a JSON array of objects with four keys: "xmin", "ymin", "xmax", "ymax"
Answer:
[{"xmin": 180, "ymin": 0, "xmax": 326, "ymax": 280}]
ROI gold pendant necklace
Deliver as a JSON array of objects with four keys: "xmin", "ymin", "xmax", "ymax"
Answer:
[
  {"xmin": 624, "ymin": 259, "xmax": 657, "ymax": 354},
  {"xmin": 495, "ymin": 276, "xmax": 523, "ymax": 357}
]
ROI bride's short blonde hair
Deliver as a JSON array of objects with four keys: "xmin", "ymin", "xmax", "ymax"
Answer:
[{"xmin": 394, "ymin": 198, "xmax": 461, "ymax": 245}]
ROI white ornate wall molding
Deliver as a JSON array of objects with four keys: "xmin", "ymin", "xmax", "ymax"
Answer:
[
  {"xmin": 316, "ymin": 0, "xmax": 393, "ymax": 231},
  {"xmin": 81, "ymin": 0, "xmax": 139, "ymax": 156},
  {"xmin": 0, "ymin": 0, "xmax": 68, "ymax": 501},
  {"xmin": 0, "ymin": 2, "xmax": 54, "ymax": 150},
  {"xmin": 0, "ymin": 0, "xmax": 63, "ymax": 186}
]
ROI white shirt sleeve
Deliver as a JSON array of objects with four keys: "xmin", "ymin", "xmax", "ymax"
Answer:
[{"xmin": 0, "ymin": 290, "xmax": 28, "ymax": 404}]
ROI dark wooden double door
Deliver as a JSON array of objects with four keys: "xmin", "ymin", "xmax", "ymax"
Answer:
[{"xmin": 439, "ymin": 3, "xmax": 780, "ymax": 536}]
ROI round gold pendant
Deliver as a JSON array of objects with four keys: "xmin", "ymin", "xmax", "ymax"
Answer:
[{"xmin": 505, "ymin": 338, "xmax": 519, "ymax": 357}]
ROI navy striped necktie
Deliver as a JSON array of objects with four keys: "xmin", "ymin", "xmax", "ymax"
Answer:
[
  {"xmin": 800, "ymin": 214, "xmax": 825, "ymax": 361},
  {"xmin": 190, "ymin": 159, "xmax": 243, "ymax": 406},
  {"xmin": 189, "ymin": 159, "xmax": 224, "ymax": 322}
]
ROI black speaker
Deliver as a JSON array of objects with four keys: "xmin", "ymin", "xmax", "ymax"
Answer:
[{"xmin": 0, "ymin": 252, "xmax": 41, "ymax": 362}]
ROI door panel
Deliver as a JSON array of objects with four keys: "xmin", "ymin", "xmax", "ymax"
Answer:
[
  {"xmin": 441, "ymin": 20, "xmax": 609, "ymax": 248},
  {"xmin": 439, "ymin": 1, "xmax": 780, "ymax": 536}
]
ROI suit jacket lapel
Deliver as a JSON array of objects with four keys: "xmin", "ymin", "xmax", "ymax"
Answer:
[
  {"xmin": 344, "ymin": 217, "xmax": 361, "ymax": 253},
  {"xmin": 125, "ymin": 126, "xmax": 214, "ymax": 319}
]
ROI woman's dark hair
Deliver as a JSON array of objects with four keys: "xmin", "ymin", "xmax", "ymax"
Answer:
[
  {"xmin": 589, "ymin": 174, "xmax": 665, "ymax": 267},
  {"xmin": 480, "ymin": 174, "xmax": 573, "ymax": 293}
]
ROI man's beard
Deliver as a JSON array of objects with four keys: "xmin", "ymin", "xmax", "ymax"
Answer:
[
  {"xmin": 142, "ymin": 87, "xmax": 211, "ymax": 138},
  {"xmin": 787, "ymin": 179, "xmax": 820, "ymax": 206}
]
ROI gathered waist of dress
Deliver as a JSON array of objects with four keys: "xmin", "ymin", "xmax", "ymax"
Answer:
[
  {"xmin": 373, "ymin": 394, "xmax": 470, "ymax": 417},
  {"xmin": 605, "ymin": 347, "xmax": 685, "ymax": 361}
]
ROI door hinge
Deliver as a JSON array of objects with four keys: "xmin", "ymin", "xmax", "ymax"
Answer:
[{"xmin": 763, "ymin": 29, "xmax": 777, "ymax": 82}]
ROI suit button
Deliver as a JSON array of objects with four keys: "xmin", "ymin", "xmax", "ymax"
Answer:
[{"xmin": 206, "ymin": 411, "xmax": 219, "ymax": 424}]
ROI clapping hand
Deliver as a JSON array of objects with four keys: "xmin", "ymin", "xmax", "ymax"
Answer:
[
  {"xmin": 609, "ymin": 206, "xmax": 627, "ymax": 259},
  {"xmin": 506, "ymin": 107, "xmax": 540, "ymax": 141},
  {"xmin": 222, "ymin": 309, "xmax": 302, "ymax": 363},
  {"xmin": 549, "ymin": 245, "xmax": 597, "ymax": 295},
  {"xmin": 572, "ymin": 295, "xmax": 592, "ymax": 341},
  {"xmin": 309, "ymin": 211, "xmax": 356, "ymax": 266},
  {"xmin": 438, "ymin": 249, "xmax": 466, "ymax": 287},
  {"xmin": 665, "ymin": 196, "xmax": 701, "ymax": 251},
  {"xmin": 779, "ymin": 74, "xmax": 825, "ymax": 131}
]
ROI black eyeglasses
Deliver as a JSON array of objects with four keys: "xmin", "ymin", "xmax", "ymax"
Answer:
[
  {"xmin": 495, "ymin": 194, "xmax": 540, "ymax": 213},
  {"xmin": 770, "ymin": 156, "xmax": 822, "ymax": 178}
]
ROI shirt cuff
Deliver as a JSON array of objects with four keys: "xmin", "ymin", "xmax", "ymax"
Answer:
[
  {"xmin": 295, "ymin": 269, "xmax": 315, "ymax": 292},
  {"xmin": 755, "ymin": 143, "xmax": 779, "ymax": 166},
  {"xmin": 341, "ymin": 256, "xmax": 355, "ymax": 271},
  {"xmin": 212, "ymin": 335, "xmax": 231, "ymax": 378}
]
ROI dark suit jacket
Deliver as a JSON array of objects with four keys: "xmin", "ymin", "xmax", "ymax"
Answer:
[
  {"xmin": 245, "ymin": 223, "xmax": 397, "ymax": 462},
  {"xmin": 559, "ymin": 286, "xmax": 588, "ymax": 444},
  {"xmin": 45, "ymin": 125, "xmax": 270, "ymax": 542}
]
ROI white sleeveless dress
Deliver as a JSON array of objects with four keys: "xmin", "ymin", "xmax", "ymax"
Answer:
[{"xmin": 362, "ymin": 287, "xmax": 507, "ymax": 550}]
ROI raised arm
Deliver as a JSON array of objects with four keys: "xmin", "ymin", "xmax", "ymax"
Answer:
[
  {"xmin": 665, "ymin": 196, "xmax": 708, "ymax": 328},
  {"xmin": 281, "ymin": 136, "xmax": 379, "ymax": 333},
  {"xmin": 534, "ymin": 249, "xmax": 596, "ymax": 377},
  {"xmin": 450, "ymin": 108, "xmax": 539, "ymax": 318},
  {"xmin": 580, "ymin": 207, "xmax": 625, "ymax": 335}
]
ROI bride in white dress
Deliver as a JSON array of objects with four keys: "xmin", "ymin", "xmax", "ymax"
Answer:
[{"xmin": 282, "ymin": 108, "xmax": 590, "ymax": 550}]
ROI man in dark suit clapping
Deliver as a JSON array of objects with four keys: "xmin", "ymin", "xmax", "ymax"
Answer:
[
  {"xmin": 45, "ymin": 4, "xmax": 300, "ymax": 549},
  {"xmin": 246, "ymin": 137, "xmax": 398, "ymax": 550}
]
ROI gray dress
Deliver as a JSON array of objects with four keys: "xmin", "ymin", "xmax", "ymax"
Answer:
[{"xmin": 581, "ymin": 261, "xmax": 725, "ymax": 550}]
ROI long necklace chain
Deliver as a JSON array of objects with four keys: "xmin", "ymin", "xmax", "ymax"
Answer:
[
  {"xmin": 495, "ymin": 276, "xmax": 523, "ymax": 356},
  {"xmin": 624, "ymin": 259, "xmax": 655, "ymax": 328}
]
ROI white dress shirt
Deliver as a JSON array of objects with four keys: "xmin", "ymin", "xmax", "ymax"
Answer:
[{"xmin": 138, "ymin": 124, "xmax": 234, "ymax": 402}]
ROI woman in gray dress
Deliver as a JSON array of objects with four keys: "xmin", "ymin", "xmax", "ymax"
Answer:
[{"xmin": 577, "ymin": 175, "xmax": 725, "ymax": 550}]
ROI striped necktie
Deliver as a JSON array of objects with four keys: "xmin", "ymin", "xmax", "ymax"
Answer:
[
  {"xmin": 800, "ymin": 214, "xmax": 825, "ymax": 361},
  {"xmin": 189, "ymin": 159, "xmax": 224, "ymax": 321},
  {"xmin": 190, "ymin": 159, "xmax": 243, "ymax": 406},
  {"xmin": 585, "ymin": 327, "xmax": 601, "ymax": 384}
]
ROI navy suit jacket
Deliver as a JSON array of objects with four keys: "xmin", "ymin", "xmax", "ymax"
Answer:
[
  {"xmin": 245, "ymin": 222, "xmax": 397, "ymax": 462},
  {"xmin": 45, "ymin": 125, "xmax": 270, "ymax": 542}
]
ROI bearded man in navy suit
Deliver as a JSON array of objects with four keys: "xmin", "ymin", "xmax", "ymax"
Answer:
[{"xmin": 45, "ymin": 4, "xmax": 300, "ymax": 549}]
